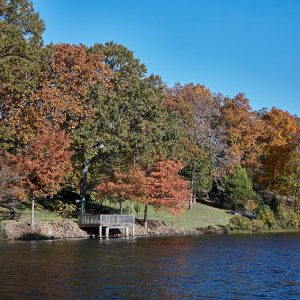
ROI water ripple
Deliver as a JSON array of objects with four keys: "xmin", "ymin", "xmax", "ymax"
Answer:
[{"xmin": 1, "ymin": 234, "xmax": 300, "ymax": 299}]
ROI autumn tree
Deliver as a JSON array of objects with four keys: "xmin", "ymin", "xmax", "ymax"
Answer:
[
  {"xmin": 277, "ymin": 148, "xmax": 300, "ymax": 202},
  {"xmin": 220, "ymin": 93, "xmax": 263, "ymax": 169},
  {"xmin": 73, "ymin": 42, "xmax": 174, "ymax": 212},
  {"xmin": 96, "ymin": 166, "xmax": 148, "ymax": 213},
  {"xmin": 145, "ymin": 160, "xmax": 189, "ymax": 227},
  {"xmin": 97, "ymin": 160, "xmax": 189, "ymax": 228},
  {"xmin": 258, "ymin": 108, "xmax": 299, "ymax": 191},
  {"xmin": 0, "ymin": 0, "xmax": 45, "ymax": 144},
  {"xmin": 14, "ymin": 124, "xmax": 72, "ymax": 228},
  {"xmin": 0, "ymin": 153, "xmax": 26, "ymax": 208},
  {"xmin": 15, "ymin": 43, "xmax": 111, "ymax": 212},
  {"xmin": 8, "ymin": 43, "xmax": 111, "ymax": 144},
  {"xmin": 164, "ymin": 84, "xmax": 228, "ymax": 207}
]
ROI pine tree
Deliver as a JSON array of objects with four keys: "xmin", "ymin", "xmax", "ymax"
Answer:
[{"xmin": 223, "ymin": 165, "xmax": 255, "ymax": 211}]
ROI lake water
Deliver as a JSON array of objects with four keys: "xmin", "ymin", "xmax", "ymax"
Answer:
[{"xmin": 1, "ymin": 234, "xmax": 300, "ymax": 299}]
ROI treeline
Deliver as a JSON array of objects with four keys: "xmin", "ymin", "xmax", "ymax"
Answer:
[{"xmin": 1, "ymin": 0, "xmax": 299, "ymax": 227}]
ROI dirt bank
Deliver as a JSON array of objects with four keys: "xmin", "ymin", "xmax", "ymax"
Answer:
[{"xmin": 2, "ymin": 220, "xmax": 88, "ymax": 240}]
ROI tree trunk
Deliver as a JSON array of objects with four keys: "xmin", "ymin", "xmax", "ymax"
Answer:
[
  {"xmin": 189, "ymin": 167, "xmax": 195, "ymax": 209},
  {"xmin": 192, "ymin": 167, "xmax": 196, "ymax": 203},
  {"xmin": 193, "ymin": 193, "xmax": 197, "ymax": 204},
  {"xmin": 31, "ymin": 199, "xmax": 35, "ymax": 230},
  {"xmin": 119, "ymin": 201, "xmax": 123, "ymax": 214},
  {"xmin": 143, "ymin": 204, "xmax": 148, "ymax": 228},
  {"xmin": 80, "ymin": 158, "xmax": 90, "ymax": 214},
  {"xmin": 189, "ymin": 190, "xmax": 193, "ymax": 210}
]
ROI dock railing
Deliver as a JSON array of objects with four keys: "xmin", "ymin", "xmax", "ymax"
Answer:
[{"xmin": 78, "ymin": 214, "xmax": 135, "ymax": 227}]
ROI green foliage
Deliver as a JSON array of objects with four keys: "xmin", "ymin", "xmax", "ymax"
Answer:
[
  {"xmin": 0, "ymin": 0, "xmax": 45, "ymax": 117},
  {"xmin": 276, "ymin": 205, "xmax": 300, "ymax": 229},
  {"xmin": 276, "ymin": 150, "xmax": 300, "ymax": 199},
  {"xmin": 256, "ymin": 205, "xmax": 277, "ymax": 229},
  {"xmin": 54, "ymin": 201, "xmax": 77, "ymax": 219},
  {"xmin": 0, "ymin": 123, "xmax": 16, "ymax": 151},
  {"xmin": 181, "ymin": 154, "xmax": 214, "ymax": 198},
  {"xmin": 228, "ymin": 215, "xmax": 265, "ymax": 232},
  {"xmin": 228, "ymin": 215, "xmax": 253, "ymax": 231},
  {"xmin": 0, "ymin": 222, "xmax": 7, "ymax": 239},
  {"xmin": 90, "ymin": 42, "xmax": 176, "ymax": 167},
  {"xmin": 133, "ymin": 202, "xmax": 143, "ymax": 215},
  {"xmin": 0, "ymin": 210, "xmax": 10, "ymax": 220},
  {"xmin": 0, "ymin": 215, "xmax": 7, "ymax": 239},
  {"xmin": 1, "ymin": 0, "xmax": 300, "ymax": 233},
  {"xmin": 223, "ymin": 165, "xmax": 255, "ymax": 210}
]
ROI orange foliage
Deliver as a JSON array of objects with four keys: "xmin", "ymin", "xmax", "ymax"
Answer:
[
  {"xmin": 97, "ymin": 160, "xmax": 189, "ymax": 216},
  {"xmin": 97, "ymin": 166, "xmax": 148, "ymax": 202},
  {"xmin": 11, "ymin": 44, "xmax": 111, "ymax": 141},
  {"xmin": 146, "ymin": 160, "xmax": 189, "ymax": 216},
  {"xmin": 14, "ymin": 124, "xmax": 73, "ymax": 198},
  {"xmin": 0, "ymin": 153, "xmax": 27, "ymax": 204},
  {"xmin": 221, "ymin": 93, "xmax": 263, "ymax": 167},
  {"xmin": 259, "ymin": 108, "xmax": 300, "ymax": 189}
]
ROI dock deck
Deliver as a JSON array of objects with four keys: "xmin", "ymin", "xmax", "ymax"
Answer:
[{"xmin": 78, "ymin": 214, "xmax": 135, "ymax": 238}]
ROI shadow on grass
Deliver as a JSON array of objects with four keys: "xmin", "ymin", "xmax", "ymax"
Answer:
[
  {"xmin": 16, "ymin": 202, "xmax": 32, "ymax": 211},
  {"xmin": 17, "ymin": 233, "xmax": 56, "ymax": 241},
  {"xmin": 87, "ymin": 203, "xmax": 120, "ymax": 214}
]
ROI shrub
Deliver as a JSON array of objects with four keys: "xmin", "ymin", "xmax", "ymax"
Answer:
[
  {"xmin": 228, "ymin": 215, "xmax": 266, "ymax": 232},
  {"xmin": 228, "ymin": 215, "xmax": 254, "ymax": 231},
  {"xmin": 0, "ymin": 216, "xmax": 7, "ymax": 240},
  {"xmin": 223, "ymin": 165, "xmax": 255, "ymax": 211},
  {"xmin": 134, "ymin": 202, "xmax": 142, "ymax": 214},
  {"xmin": 250, "ymin": 219, "xmax": 265, "ymax": 232},
  {"xmin": 0, "ymin": 210, "xmax": 10, "ymax": 221},
  {"xmin": 256, "ymin": 205, "xmax": 277, "ymax": 229},
  {"xmin": 55, "ymin": 201, "xmax": 77, "ymax": 218},
  {"xmin": 276, "ymin": 205, "xmax": 300, "ymax": 229},
  {"xmin": 244, "ymin": 200, "xmax": 259, "ymax": 213}
]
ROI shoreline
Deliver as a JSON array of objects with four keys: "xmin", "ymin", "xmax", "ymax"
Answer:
[
  {"xmin": 1, "ymin": 219, "xmax": 300, "ymax": 241},
  {"xmin": 0, "ymin": 219, "xmax": 228, "ymax": 241},
  {"xmin": 229, "ymin": 228, "xmax": 300, "ymax": 235}
]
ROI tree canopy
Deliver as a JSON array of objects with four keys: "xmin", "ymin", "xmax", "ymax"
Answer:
[{"xmin": 1, "ymin": 0, "xmax": 300, "ymax": 224}]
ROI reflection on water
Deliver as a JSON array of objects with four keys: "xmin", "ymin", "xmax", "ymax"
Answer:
[{"xmin": 1, "ymin": 234, "xmax": 300, "ymax": 299}]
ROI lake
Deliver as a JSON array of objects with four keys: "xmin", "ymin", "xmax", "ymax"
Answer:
[{"xmin": 1, "ymin": 234, "xmax": 300, "ymax": 299}]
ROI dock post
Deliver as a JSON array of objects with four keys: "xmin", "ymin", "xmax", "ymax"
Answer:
[
  {"xmin": 125, "ymin": 227, "xmax": 129, "ymax": 237},
  {"xmin": 131, "ymin": 225, "xmax": 135, "ymax": 237},
  {"xmin": 99, "ymin": 226, "xmax": 102, "ymax": 239},
  {"xmin": 105, "ymin": 226, "xmax": 109, "ymax": 239}
]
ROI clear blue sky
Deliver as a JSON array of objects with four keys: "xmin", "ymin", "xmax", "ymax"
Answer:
[{"xmin": 32, "ymin": 0, "xmax": 300, "ymax": 116}]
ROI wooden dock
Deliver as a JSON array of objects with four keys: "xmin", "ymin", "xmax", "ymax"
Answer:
[{"xmin": 78, "ymin": 214, "xmax": 135, "ymax": 239}]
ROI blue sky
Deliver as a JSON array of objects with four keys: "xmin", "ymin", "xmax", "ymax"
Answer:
[{"xmin": 32, "ymin": 0, "xmax": 300, "ymax": 115}]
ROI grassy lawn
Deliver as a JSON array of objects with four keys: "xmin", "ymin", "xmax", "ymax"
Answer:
[
  {"xmin": 137, "ymin": 203, "xmax": 232, "ymax": 229},
  {"xmin": 17, "ymin": 202, "xmax": 62, "ymax": 222},
  {"xmin": 107, "ymin": 201, "xmax": 231, "ymax": 229},
  {"xmin": 13, "ymin": 200, "xmax": 231, "ymax": 229}
]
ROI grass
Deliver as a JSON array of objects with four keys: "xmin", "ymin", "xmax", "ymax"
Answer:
[
  {"xmin": 138, "ymin": 203, "xmax": 232, "ymax": 229},
  {"xmin": 109, "ymin": 201, "xmax": 232, "ymax": 229},
  {"xmin": 12, "ymin": 200, "xmax": 232, "ymax": 229},
  {"xmin": 17, "ymin": 202, "xmax": 63, "ymax": 222}
]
